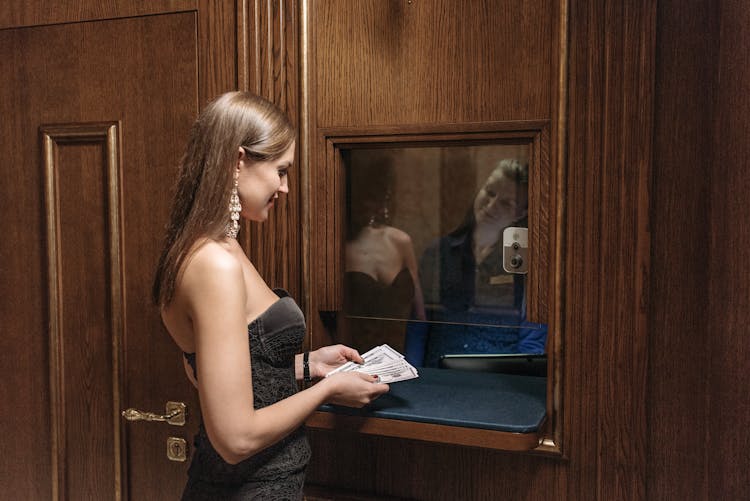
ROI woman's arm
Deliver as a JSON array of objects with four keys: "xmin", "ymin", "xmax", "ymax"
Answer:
[{"xmin": 181, "ymin": 244, "xmax": 388, "ymax": 465}]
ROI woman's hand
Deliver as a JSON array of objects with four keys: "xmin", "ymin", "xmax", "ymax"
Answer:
[
  {"xmin": 322, "ymin": 371, "xmax": 389, "ymax": 408},
  {"xmin": 308, "ymin": 344, "xmax": 364, "ymax": 379}
]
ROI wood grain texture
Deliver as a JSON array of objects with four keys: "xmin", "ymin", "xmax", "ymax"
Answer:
[
  {"xmin": 564, "ymin": 1, "xmax": 654, "ymax": 499},
  {"xmin": 42, "ymin": 124, "xmax": 124, "ymax": 500},
  {"xmin": 304, "ymin": 0, "xmax": 656, "ymax": 499},
  {"xmin": 241, "ymin": 0, "xmax": 304, "ymax": 305},
  {"xmin": 306, "ymin": 410, "xmax": 543, "ymax": 451},
  {"xmin": 304, "ymin": 0, "xmax": 569, "ymax": 498},
  {"xmin": 648, "ymin": 1, "xmax": 717, "ymax": 499},
  {"xmin": 312, "ymin": 0, "xmax": 553, "ymax": 127},
  {"xmin": 0, "ymin": 10, "xmax": 204, "ymax": 499},
  {"xmin": 0, "ymin": 0, "xmax": 196, "ymax": 29},
  {"xmin": 708, "ymin": 0, "xmax": 750, "ymax": 497},
  {"xmin": 3, "ymin": 0, "xmax": 748, "ymax": 499},
  {"xmin": 118, "ymin": 12, "xmax": 203, "ymax": 499},
  {"xmin": 0, "ymin": 28, "xmax": 53, "ymax": 494},
  {"xmin": 198, "ymin": 0, "xmax": 237, "ymax": 102}
]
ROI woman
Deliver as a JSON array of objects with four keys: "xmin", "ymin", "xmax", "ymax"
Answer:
[
  {"xmin": 341, "ymin": 152, "xmax": 426, "ymax": 356},
  {"xmin": 410, "ymin": 159, "xmax": 546, "ymax": 367},
  {"xmin": 152, "ymin": 91, "xmax": 389, "ymax": 500}
]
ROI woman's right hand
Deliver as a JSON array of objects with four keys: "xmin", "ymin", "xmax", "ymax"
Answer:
[{"xmin": 322, "ymin": 372, "xmax": 389, "ymax": 408}]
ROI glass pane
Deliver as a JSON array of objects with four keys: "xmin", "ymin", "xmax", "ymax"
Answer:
[{"xmin": 341, "ymin": 144, "xmax": 547, "ymax": 369}]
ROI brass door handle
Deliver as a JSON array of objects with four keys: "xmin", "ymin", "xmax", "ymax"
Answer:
[{"xmin": 121, "ymin": 401, "xmax": 186, "ymax": 426}]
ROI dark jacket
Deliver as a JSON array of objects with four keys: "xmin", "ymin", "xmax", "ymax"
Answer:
[{"xmin": 406, "ymin": 222, "xmax": 546, "ymax": 367}]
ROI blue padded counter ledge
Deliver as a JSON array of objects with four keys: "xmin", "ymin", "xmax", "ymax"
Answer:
[{"xmin": 318, "ymin": 367, "xmax": 547, "ymax": 433}]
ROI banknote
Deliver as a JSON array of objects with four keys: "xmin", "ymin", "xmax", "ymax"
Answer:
[{"xmin": 326, "ymin": 344, "xmax": 419, "ymax": 383}]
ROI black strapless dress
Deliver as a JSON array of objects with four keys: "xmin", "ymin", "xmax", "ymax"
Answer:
[
  {"xmin": 181, "ymin": 289, "xmax": 311, "ymax": 500},
  {"xmin": 343, "ymin": 268, "xmax": 415, "ymax": 354}
]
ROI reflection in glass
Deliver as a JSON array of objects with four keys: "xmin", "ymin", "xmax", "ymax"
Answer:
[
  {"xmin": 341, "ymin": 150, "xmax": 426, "ymax": 355},
  {"xmin": 341, "ymin": 145, "xmax": 547, "ymax": 370}
]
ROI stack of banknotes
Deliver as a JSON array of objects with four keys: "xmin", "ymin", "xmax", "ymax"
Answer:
[{"xmin": 326, "ymin": 344, "xmax": 419, "ymax": 383}]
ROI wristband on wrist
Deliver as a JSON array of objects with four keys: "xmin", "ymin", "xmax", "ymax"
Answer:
[{"xmin": 303, "ymin": 351, "xmax": 311, "ymax": 385}]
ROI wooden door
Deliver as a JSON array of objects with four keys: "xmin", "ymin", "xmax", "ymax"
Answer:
[{"xmin": 0, "ymin": 7, "xmax": 233, "ymax": 499}]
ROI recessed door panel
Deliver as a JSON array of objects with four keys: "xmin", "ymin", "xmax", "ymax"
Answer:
[{"xmin": 0, "ymin": 12, "xmax": 199, "ymax": 499}]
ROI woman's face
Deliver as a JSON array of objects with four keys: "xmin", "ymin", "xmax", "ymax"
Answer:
[
  {"xmin": 473, "ymin": 169, "xmax": 519, "ymax": 226},
  {"xmin": 236, "ymin": 142, "xmax": 295, "ymax": 222}
]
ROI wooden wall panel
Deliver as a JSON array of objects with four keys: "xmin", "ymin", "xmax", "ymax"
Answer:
[
  {"xmin": 0, "ymin": 0, "xmax": 196, "ymax": 29},
  {"xmin": 303, "ymin": 0, "xmax": 564, "ymax": 499},
  {"xmin": 565, "ymin": 1, "xmax": 655, "ymax": 498},
  {"xmin": 241, "ymin": 0, "xmax": 304, "ymax": 304},
  {"xmin": 649, "ymin": 0, "xmax": 750, "ymax": 499},
  {"xmin": 0, "ymin": 31, "xmax": 51, "ymax": 500},
  {"xmin": 198, "ymin": 0, "xmax": 237, "ymax": 103},
  {"xmin": 3, "ymin": 0, "xmax": 748, "ymax": 498},
  {"xmin": 648, "ymin": 1, "xmax": 717, "ymax": 499},
  {"xmin": 708, "ymin": 0, "xmax": 750, "ymax": 497},
  {"xmin": 312, "ymin": 0, "xmax": 553, "ymax": 127},
  {"xmin": 303, "ymin": 0, "xmax": 655, "ymax": 499}
]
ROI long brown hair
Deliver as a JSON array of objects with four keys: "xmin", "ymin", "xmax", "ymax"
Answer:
[{"xmin": 152, "ymin": 92, "xmax": 295, "ymax": 307}]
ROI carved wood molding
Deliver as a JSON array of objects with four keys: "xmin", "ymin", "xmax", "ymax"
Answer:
[
  {"xmin": 40, "ymin": 122, "xmax": 125, "ymax": 501},
  {"xmin": 239, "ymin": 0, "xmax": 303, "ymax": 302}
]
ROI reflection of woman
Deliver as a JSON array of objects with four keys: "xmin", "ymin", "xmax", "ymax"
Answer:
[
  {"xmin": 152, "ymin": 92, "xmax": 388, "ymax": 499},
  {"xmin": 341, "ymin": 153, "xmax": 426, "ymax": 355},
  {"xmin": 410, "ymin": 159, "xmax": 546, "ymax": 367}
]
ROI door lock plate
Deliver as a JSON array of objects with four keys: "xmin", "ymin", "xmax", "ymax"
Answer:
[{"xmin": 167, "ymin": 436, "xmax": 188, "ymax": 462}]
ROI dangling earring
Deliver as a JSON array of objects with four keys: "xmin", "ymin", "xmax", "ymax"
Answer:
[
  {"xmin": 382, "ymin": 190, "xmax": 391, "ymax": 224},
  {"xmin": 226, "ymin": 170, "xmax": 241, "ymax": 239}
]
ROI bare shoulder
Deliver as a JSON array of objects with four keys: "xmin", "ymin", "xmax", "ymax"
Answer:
[
  {"xmin": 384, "ymin": 225, "xmax": 414, "ymax": 248},
  {"xmin": 179, "ymin": 240, "xmax": 245, "ymax": 300},
  {"xmin": 162, "ymin": 240, "xmax": 246, "ymax": 350},
  {"xmin": 186, "ymin": 240, "xmax": 240, "ymax": 274}
]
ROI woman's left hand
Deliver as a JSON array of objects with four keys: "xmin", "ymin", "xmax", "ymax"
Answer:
[{"xmin": 309, "ymin": 344, "xmax": 364, "ymax": 379}]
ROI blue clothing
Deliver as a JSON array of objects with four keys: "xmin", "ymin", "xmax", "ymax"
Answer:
[{"xmin": 407, "ymin": 228, "xmax": 546, "ymax": 368}]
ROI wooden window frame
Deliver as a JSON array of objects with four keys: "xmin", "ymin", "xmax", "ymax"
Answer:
[{"xmin": 305, "ymin": 121, "xmax": 563, "ymax": 454}]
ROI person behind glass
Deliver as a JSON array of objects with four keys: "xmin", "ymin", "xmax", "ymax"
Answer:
[
  {"xmin": 341, "ymin": 154, "xmax": 426, "ymax": 356},
  {"xmin": 152, "ymin": 92, "xmax": 389, "ymax": 500},
  {"xmin": 407, "ymin": 158, "xmax": 547, "ymax": 367}
]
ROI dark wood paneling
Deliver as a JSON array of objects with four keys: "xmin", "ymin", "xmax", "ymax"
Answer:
[
  {"xmin": 303, "ymin": 2, "xmax": 568, "ymax": 497},
  {"xmin": 198, "ymin": 0, "xmax": 237, "ymax": 103},
  {"xmin": 42, "ymin": 124, "xmax": 124, "ymax": 500},
  {"xmin": 312, "ymin": 0, "xmax": 554, "ymax": 127},
  {"xmin": 708, "ymin": 0, "xmax": 750, "ymax": 497},
  {"xmin": 567, "ymin": 1, "xmax": 655, "ymax": 498},
  {"xmin": 0, "ymin": 27, "xmax": 51, "ymax": 498},
  {"xmin": 0, "ymin": 0, "xmax": 196, "ymax": 29},
  {"xmin": 308, "ymin": 431, "xmax": 562, "ymax": 501},
  {"xmin": 3, "ymin": 0, "xmax": 748, "ymax": 498},
  {"xmin": 118, "ymin": 12, "xmax": 203, "ymax": 499},
  {"xmin": 242, "ymin": 0, "xmax": 304, "ymax": 305},
  {"xmin": 0, "ymin": 10, "xmax": 205, "ymax": 498},
  {"xmin": 305, "ymin": 0, "xmax": 656, "ymax": 499},
  {"xmin": 563, "ymin": 1, "xmax": 655, "ymax": 498},
  {"xmin": 648, "ymin": 1, "xmax": 718, "ymax": 499}
]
